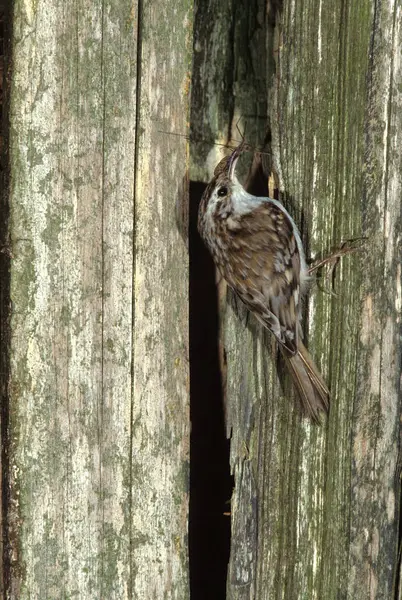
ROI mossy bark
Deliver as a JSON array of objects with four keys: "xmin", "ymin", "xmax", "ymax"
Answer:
[{"xmin": 7, "ymin": 0, "xmax": 191, "ymax": 598}]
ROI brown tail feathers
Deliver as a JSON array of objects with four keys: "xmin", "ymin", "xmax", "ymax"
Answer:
[{"xmin": 280, "ymin": 340, "xmax": 330, "ymax": 423}]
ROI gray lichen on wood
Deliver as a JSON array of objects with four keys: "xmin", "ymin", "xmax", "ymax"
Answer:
[{"xmin": 8, "ymin": 0, "xmax": 191, "ymax": 598}]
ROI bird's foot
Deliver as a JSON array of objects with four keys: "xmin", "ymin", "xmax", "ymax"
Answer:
[{"xmin": 308, "ymin": 237, "xmax": 366, "ymax": 293}]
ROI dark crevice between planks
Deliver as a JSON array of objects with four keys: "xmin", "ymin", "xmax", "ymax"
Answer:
[
  {"xmin": 129, "ymin": 0, "xmax": 143, "ymax": 596},
  {"xmin": 189, "ymin": 181, "xmax": 233, "ymax": 600},
  {"xmin": 0, "ymin": 1, "xmax": 11, "ymax": 596}
]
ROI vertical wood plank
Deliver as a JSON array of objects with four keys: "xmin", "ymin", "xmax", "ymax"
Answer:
[
  {"xmin": 350, "ymin": 0, "xmax": 402, "ymax": 596},
  {"xmin": 8, "ymin": 0, "xmax": 191, "ymax": 597},
  {"xmin": 130, "ymin": 1, "xmax": 192, "ymax": 597},
  {"xmin": 0, "ymin": 3, "xmax": 9, "ymax": 598},
  {"xmin": 190, "ymin": 0, "xmax": 269, "ymax": 182},
  {"xmin": 191, "ymin": 0, "xmax": 402, "ymax": 598},
  {"xmin": 223, "ymin": 0, "xmax": 402, "ymax": 598}
]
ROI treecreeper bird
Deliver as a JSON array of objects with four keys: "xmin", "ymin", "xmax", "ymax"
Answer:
[{"xmin": 198, "ymin": 142, "xmax": 330, "ymax": 423}]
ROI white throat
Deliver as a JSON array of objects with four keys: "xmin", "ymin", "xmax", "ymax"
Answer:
[{"xmin": 230, "ymin": 178, "xmax": 263, "ymax": 214}]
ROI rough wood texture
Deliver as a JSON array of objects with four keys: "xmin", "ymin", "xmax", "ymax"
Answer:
[
  {"xmin": 190, "ymin": 0, "xmax": 269, "ymax": 183},
  {"xmin": 8, "ymin": 0, "xmax": 191, "ymax": 597},
  {"xmin": 0, "ymin": 5, "xmax": 9, "ymax": 599},
  {"xmin": 227, "ymin": 1, "xmax": 402, "ymax": 598},
  {"xmin": 191, "ymin": 0, "xmax": 401, "ymax": 599}
]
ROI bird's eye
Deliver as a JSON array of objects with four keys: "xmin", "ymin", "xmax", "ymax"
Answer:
[{"xmin": 217, "ymin": 186, "xmax": 228, "ymax": 197}]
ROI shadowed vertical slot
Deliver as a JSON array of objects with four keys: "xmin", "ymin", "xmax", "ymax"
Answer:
[{"xmin": 189, "ymin": 181, "xmax": 233, "ymax": 600}]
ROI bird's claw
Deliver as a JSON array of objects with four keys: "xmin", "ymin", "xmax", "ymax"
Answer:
[{"xmin": 308, "ymin": 237, "xmax": 367, "ymax": 294}]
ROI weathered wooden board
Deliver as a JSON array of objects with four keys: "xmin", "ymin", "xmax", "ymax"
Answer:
[
  {"xmin": 8, "ymin": 0, "xmax": 191, "ymax": 598},
  {"xmin": 190, "ymin": 0, "xmax": 270, "ymax": 183},
  {"xmin": 191, "ymin": 0, "xmax": 401, "ymax": 598},
  {"xmin": 353, "ymin": 0, "xmax": 402, "ymax": 597},
  {"xmin": 226, "ymin": 0, "xmax": 402, "ymax": 598},
  {"xmin": 0, "ymin": 4, "xmax": 9, "ymax": 599}
]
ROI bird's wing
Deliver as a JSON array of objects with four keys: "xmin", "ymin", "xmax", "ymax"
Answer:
[{"xmin": 223, "ymin": 199, "xmax": 301, "ymax": 353}]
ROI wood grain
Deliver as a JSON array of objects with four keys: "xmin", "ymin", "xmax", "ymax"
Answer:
[
  {"xmin": 191, "ymin": 0, "xmax": 401, "ymax": 598},
  {"xmin": 8, "ymin": 0, "xmax": 191, "ymax": 597},
  {"xmin": 224, "ymin": 1, "xmax": 402, "ymax": 598}
]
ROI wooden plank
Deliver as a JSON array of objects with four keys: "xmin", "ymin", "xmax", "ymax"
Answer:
[
  {"xmin": 0, "ymin": 4, "xmax": 9, "ymax": 598},
  {"xmin": 224, "ymin": 0, "xmax": 402, "ymax": 598},
  {"xmin": 191, "ymin": 0, "xmax": 401, "ymax": 598},
  {"xmin": 129, "ymin": 1, "xmax": 192, "ymax": 597},
  {"xmin": 350, "ymin": 0, "xmax": 402, "ymax": 597},
  {"xmin": 8, "ymin": 0, "xmax": 191, "ymax": 597},
  {"xmin": 190, "ymin": 0, "xmax": 269, "ymax": 183}
]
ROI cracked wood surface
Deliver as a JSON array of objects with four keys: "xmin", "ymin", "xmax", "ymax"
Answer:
[
  {"xmin": 8, "ymin": 0, "xmax": 191, "ymax": 597},
  {"xmin": 191, "ymin": 0, "xmax": 401, "ymax": 598}
]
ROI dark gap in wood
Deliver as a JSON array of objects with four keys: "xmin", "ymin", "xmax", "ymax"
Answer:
[
  {"xmin": 129, "ymin": 0, "xmax": 143, "ymax": 595},
  {"xmin": 0, "ymin": 1, "xmax": 11, "ymax": 596},
  {"xmin": 189, "ymin": 181, "xmax": 233, "ymax": 600}
]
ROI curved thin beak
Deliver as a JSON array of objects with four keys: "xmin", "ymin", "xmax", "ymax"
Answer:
[{"xmin": 227, "ymin": 141, "xmax": 246, "ymax": 180}]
